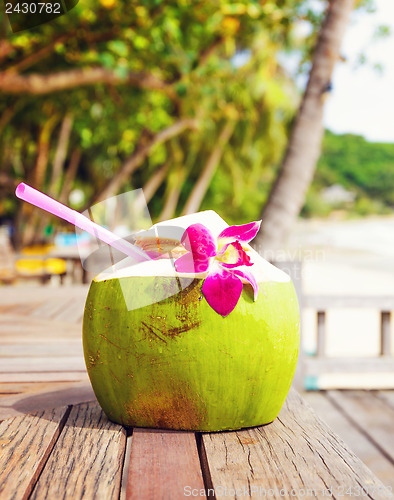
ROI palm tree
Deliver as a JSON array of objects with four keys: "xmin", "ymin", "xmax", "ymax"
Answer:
[{"xmin": 254, "ymin": 0, "xmax": 355, "ymax": 253}]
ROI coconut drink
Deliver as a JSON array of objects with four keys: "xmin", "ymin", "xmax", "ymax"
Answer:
[
  {"xmin": 82, "ymin": 211, "xmax": 300, "ymax": 431},
  {"xmin": 13, "ymin": 182, "xmax": 300, "ymax": 431}
]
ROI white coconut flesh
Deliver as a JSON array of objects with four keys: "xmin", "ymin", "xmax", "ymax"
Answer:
[{"xmin": 94, "ymin": 210, "xmax": 290, "ymax": 284}]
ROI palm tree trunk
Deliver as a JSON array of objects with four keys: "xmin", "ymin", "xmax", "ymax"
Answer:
[{"xmin": 254, "ymin": 0, "xmax": 355, "ymax": 253}]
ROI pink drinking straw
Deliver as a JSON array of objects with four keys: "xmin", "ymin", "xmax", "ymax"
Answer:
[{"xmin": 15, "ymin": 183, "xmax": 150, "ymax": 262}]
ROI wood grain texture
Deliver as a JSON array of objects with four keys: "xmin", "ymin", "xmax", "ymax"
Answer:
[
  {"xmin": 120, "ymin": 435, "xmax": 132, "ymax": 500},
  {"xmin": 328, "ymin": 390, "xmax": 394, "ymax": 464},
  {"xmin": 49, "ymin": 297, "xmax": 85, "ymax": 323},
  {"xmin": 202, "ymin": 390, "xmax": 390, "ymax": 499},
  {"xmin": 0, "ymin": 285, "xmax": 89, "ymax": 306},
  {"xmin": 30, "ymin": 298, "xmax": 77, "ymax": 322},
  {"xmin": 304, "ymin": 391, "xmax": 394, "ymax": 488},
  {"xmin": 0, "ymin": 313, "xmax": 81, "ymax": 339},
  {"xmin": 0, "ymin": 406, "xmax": 69, "ymax": 500},
  {"xmin": 0, "ymin": 339, "xmax": 82, "ymax": 357},
  {"xmin": 0, "ymin": 371, "xmax": 88, "ymax": 383},
  {"xmin": 126, "ymin": 428, "xmax": 205, "ymax": 499},
  {"xmin": 0, "ymin": 380, "xmax": 95, "ymax": 421},
  {"xmin": 30, "ymin": 401, "xmax": 126, "ymax": 500},
  {"xmin": 0, "ymin": 286, "xmax": 87, "ymax": 332},
  {"xmin": 375, "ymin": 390, "xmax": 394, "ymax": 409},
  {"xmin": 0, "ymin": 301, "xmax": 45, "ymax": 317},
  {"xmin": 0, "ymin": 381, "xmax": 89, "ymax": 398},
  {"xmin": 0, "ymin": 382, "xmax": 47, "ymax": 396},
  {"xmin": 0, "ymin": 356, "xmax": 85, "ymax": 372}
]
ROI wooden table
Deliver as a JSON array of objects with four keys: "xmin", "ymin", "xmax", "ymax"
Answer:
[{"xmin": 0, "ymin": 286, "xmax": 393, "ymax": 499}]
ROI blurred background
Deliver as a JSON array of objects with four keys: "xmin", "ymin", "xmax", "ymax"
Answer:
[
  {"xmin": 0, "ymin": 0, "xmax": 394, "ymax": 485},
  {"xmin": 0, "ymin": 0, "xmax": 393, "ymax": 363}
]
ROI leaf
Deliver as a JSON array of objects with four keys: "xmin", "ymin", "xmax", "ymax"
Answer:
[
  {"xmin": 108, "ymin": 40, "xmax": 129, "ymax": 57},
  {"xmin": 98, "ymin": 52, "xmax": 116, "ymax": 68}
]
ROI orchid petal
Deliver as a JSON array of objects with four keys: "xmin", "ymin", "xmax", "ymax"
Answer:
[
  {"xmin": 181, "ymin": 223, "xmax": 217, "ymax": 260},
  {"xmin": 202, "ymin": 267, "xmax": 243, "ymax": 317},
  {"xmin": 232, "ymin": 268, "xmax": 258, "ymax": 301},
  {"xmin": 218, "ymin": 241, "xmax": 253, "ymax": 268},
  {"xmin": 174, "ymin": 252, "xmax": 210, "ymax": 273},
  {"xmin": 218, "ymin": 220, "xmax": 262, "ymax": 244}
]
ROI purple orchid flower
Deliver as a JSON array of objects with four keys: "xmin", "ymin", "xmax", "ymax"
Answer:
[{"xmin": 174, "ymin": 221, "xmax": 262, "ymax": 317}]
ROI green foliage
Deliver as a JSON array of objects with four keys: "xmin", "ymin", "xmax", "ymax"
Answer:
[
  {"xmin": 8, "ymin": 0, "xmax": 378, "ymax": 244},
  {"xmin": 301, "ymin": 191, "xmax": 332, "ymax": 218},
  {"xmin": 2, "ymin": 0, "xmax": 315, "ymax": 232},
  {"xmin": 303, "ymin": 130, "xmax": 394, "ymax": 218}
]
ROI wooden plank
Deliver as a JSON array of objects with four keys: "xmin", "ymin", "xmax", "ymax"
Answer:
[
  {"xmin": 0, "ymin": 406, "xmax": 70, "ymax": 500},
  {"xmin": 0, "ymin": 381, "xmax": 86, "ymax": 397},
  {"xmin": 303, "ymin": 391, "xmax": 394, "ymax": 488},
  {"xmin": 304, "ymin": 295, "xmax": 394, "ymax": 309},
  {"xmin": 0, "ymin": 301, "xmax": 45, "ymax": 316},
  {"xmin": 0, "ymin": 372, "xmax": 88, "ymax": 383},
  {"xmin": 0, "ymin": 382, "xmax": 44, "ymax": 396},
  {"xmin": 0, "ymin": 314, "xmax": 81, "ymax": 339},
  {"xmin": 0, "ymin": 380, "xmax": 95, "ymax": 421},
  {"xmin": 30, "ymin": 299, "xmax": 73, "ymax": 321},
  {"xmin": 126, "ymin": 429, "xmax": 205, "ymax": 499},
  {"xmin": 0, "ymin": 285, "xmax": 89, "ymax": 306},
  {"xmin": 327, "ymin": 390, "xmax": 394, "ymax": 464},
  {"xmin": 0, "ymin": 356, "xmax": 85, "ymax": 372},
  {"xmin": 30, "ymin": 402, "xmax": 126, "ymax": 500},
  {"xmin": 202, "ymin": 390, "xmax": 389, "ymax": 499},
  {"xmin": 305, "ymin": 374, "xmax": 394, "ymax": 391},
  {"xmin": 0, "ymin": 340, "xmax": 82, "ymax": 357},
  {"xmin": 120, "ymin": 435, "xmax": 132, "ymax": 500},
  {"xmin": 52, "ymin": 297, "xmax": 86, "ymax": 323},
  {"xmin": 304, "ymin": 356, "xmax": 394, "ymax": 374},
  {"xmin": 375, "ymin": 391, "xmax": 394, "ymax": 409}
]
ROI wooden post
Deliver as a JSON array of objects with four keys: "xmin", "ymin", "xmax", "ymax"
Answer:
[
  {"xmin": 316, "ymin": 311, "xmax": 326, "ymax": 357},
  {"xmin": 380, "ymin": 311, "xmax": 391, "ymax": 356}
]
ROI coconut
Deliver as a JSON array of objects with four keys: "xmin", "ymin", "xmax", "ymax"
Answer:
[{"xmin": 82, "ymin": 211, "xmax": 300, "ymax": 431}]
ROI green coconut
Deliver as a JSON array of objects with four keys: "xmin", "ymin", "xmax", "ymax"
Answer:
[{"xmin": 82, "ymin": 211, "xmax": 300, "ymax": 431}]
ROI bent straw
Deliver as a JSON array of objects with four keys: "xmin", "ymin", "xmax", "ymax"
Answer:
[{"xmin": 15, "ymin": 183, "xmax": 150, "ymax": 262}]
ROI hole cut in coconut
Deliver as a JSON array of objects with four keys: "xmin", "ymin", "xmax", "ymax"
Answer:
[{"xmin": 94, "ymin": 211, "xmax": 290, "ymax": 285}]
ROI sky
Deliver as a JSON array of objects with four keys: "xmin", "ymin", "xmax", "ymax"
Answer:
[{"xmin": 323, "ymin": 0, "xmax": 394, "ymax": 143}]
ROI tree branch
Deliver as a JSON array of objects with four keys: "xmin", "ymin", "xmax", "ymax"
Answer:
[
  {"xmin": 59, "ymin": 148, "xmax": 82, "ymax": 205},
  {"xmin": 0, "ymin": 67, "xmax": 177, "ymax": 99},
  {"xmin": 158, "ymin": 169, "xmax": 184, "ymax": 222},
  {"xmin": 141, "ymin": 162, "xmax": 170, "ymax": 204},
  {"xmin": 0, "ymin": 173, "xmax": 18, "ymax": 189},
  {"xmin": 195, "ymin": 36, "xmax": 223, "ymax": 68},
  {"xmin": 0, "ymin": 104, "xmax": 18, "ymax": 136},
  {"xmin": 91, "ymin": 118, "xmax": 198, "ymax": 204},
  {"xmin": 182, "ymin": 120, "xmax": 235, "ymax": 215},
  {"xmin": 49, "ymin": 113, "xmax": 74, "ymax": 197},
  {"xmin": 4, "ymin": 28, "xmax": 121, "ymax": 73},
  {"xmin": 5, "ymin": 33, "xmax": 73, "ymax": 74}
]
